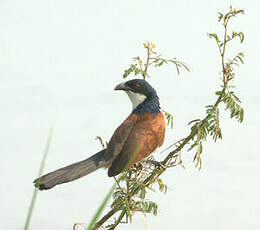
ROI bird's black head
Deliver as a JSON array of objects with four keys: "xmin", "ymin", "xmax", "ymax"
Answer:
[
  {"xmin": 115, "ymin": 79, "xmax": 158, "ymax": 98},
  {"xmin": 115, "ymin": 79, "xmax": 160, "ymax": 114}
]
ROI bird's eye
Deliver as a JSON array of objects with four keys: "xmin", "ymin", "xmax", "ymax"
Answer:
[{"xmin": 132, "ymin": 84, "xmax": 140, "ymax": 89}]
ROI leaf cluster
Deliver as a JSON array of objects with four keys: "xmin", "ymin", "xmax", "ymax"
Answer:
[
  {"xmin": 123, "ymin": 41, "xmax": 190, "ymax": 80},
  {"xmin": 187, "ymin": 5, "xmax": 245, "ymax": 168},
  {"xmin": 123, "ymin": 63, "xmax": 146, "ymax": 79},
  {"xmin": 162, "ymin": 109, "xmax": 174, "ymax": 129},
  {"xmin": 104, "ymin": 162, "xmax": 167, "ymax": 229},
  {"xmin": 221, "ymin": 91, "xmax": 244, "ymax": 122},
  {"xmin": 152, "ymin": 56, "xmax": 190, "ymax": 75}
]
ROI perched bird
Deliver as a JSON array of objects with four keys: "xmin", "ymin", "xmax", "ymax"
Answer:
[{"xmin": 34, "ymin": 79, "xmax": 165, "ymax": 190}]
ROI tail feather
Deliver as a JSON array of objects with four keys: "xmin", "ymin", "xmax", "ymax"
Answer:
[{"xmin": 33, "ymin": 149, "xmax": 108, "ymax": 190}]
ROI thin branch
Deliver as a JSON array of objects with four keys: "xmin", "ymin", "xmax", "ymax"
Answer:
[
  {"xmin": 93, "ymin": 208, "xmax": 120, "ymax": 230},
  {"xmin": 107, "ymin": 210, "xmax": 126, "ymax": 230},
  {"xmin": 144, "ymin": 48, "xmax": 151, "ymax": 75}
]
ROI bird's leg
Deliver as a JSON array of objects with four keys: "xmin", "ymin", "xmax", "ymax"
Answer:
[{"xmin": 145, "ymin": 159, "xmax": 166, "ymax": 169}]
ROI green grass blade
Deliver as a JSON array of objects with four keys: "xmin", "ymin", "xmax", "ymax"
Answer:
[
  {"xmin": 24, "ymin": 126, "xmax": 54, "ymax": 230},
  {"xmin": 86, "ymin": 183, "xmax": 116, "ymax": 230}
]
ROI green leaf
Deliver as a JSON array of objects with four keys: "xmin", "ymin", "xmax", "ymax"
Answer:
[
  {"xmin": 141, "ymin": 186, "xmax": 146, "ymax": 199},
  {"xmin": 238, "ymin": 32, "xmax": 244, "ymax": 43},
  {"xmin": 218, "ymin": 12, "xmax": 224, "ymax": 21},
  {"xmin": 162, "ymin": 109, "xmax": 174, "ymax": 129},
  {"xmin": 188, "ymin": 142, "xmax": 198, "ymax": 151},
  {"xmin": 208, "ymin": 33, "xmax": 221, "ymax": 43}
]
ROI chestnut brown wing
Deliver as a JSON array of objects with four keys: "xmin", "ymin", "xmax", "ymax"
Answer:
[
  {"xmin": 104, "ymin": 114, "xmax": 139, "ymax": 162},
  {"xmin": 108, "ymin": 112, "xmax": 165, "ymax": 177}
]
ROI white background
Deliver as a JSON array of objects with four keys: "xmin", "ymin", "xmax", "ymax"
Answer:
[{"xmin": 1, "ymin": 0, "xmax": 259, "ymax": 229}]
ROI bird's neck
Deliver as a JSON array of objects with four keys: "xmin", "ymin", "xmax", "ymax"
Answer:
[{"xmin": 132, "ymin": 96, "xmax": 160, "ymax": 114}]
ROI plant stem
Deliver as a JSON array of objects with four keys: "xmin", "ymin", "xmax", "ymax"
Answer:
[
  {"xmin": 108, "ymin": 210, "xmax": 126, "ymax": 230},
  {"xmin": 93, "ymin": 207, "xmax": 120, "ymax": 230},
  {"xmin": 143, "ymin": 46, "xmax": 151, "ymax": 78}
]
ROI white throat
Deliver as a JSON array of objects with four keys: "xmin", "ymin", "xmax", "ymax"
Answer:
[{"xmin": 125, "ymin": 91, "xmax": 147, "ymax": 110}]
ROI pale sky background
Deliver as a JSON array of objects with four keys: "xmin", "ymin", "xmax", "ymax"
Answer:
[{"xmin": 1, "ymin": 0, "xmax": 259, "ymax": 229}]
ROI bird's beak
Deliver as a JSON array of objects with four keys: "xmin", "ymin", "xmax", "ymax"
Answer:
[{"xmin": 114, "ymin": 82, "xmax": 131, "ymax": 91}]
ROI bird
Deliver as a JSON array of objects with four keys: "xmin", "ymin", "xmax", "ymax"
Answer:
[{"xmin": 33, "ymin": 79, "xmax": 166, "ymax": 190}]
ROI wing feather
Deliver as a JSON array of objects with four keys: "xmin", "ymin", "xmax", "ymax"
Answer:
[
  {"xmin": 104, "ymin": 114, "xmax": 139, "ymax": 162},
  {"xmin": 108, "ymin": 112, "xmax": 165, "ymax": 177}
]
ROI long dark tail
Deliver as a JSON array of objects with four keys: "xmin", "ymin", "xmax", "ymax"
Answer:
[{"xmin": 33, "ymin": 149, "xmax": 107, "ymax": 190}]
